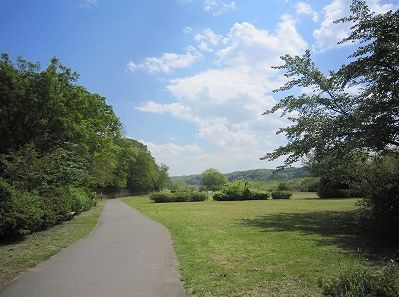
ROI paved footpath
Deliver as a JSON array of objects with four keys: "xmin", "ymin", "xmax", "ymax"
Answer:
[{"xmin": 0, "ymin": 199, "xmax": 186, "ymax": 297}]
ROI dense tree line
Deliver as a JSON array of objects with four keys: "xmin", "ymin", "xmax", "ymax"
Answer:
[
  {"xmin": 264, "ymin": 1, "xmax": 398, "ymax": 243},
  {"xmin": 0, "ymin": 55, "xmax": 169, "ymax": 238},
  {"xmin": 172, "ymin": 167, "xmax": 310, "ymax": 186}
]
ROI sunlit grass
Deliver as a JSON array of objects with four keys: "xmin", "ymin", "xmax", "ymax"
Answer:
[{"xmin": 124, "ymin": 195, "xmax": 386, "ymax": 296}]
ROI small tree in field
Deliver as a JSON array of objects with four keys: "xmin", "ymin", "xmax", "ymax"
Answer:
[{"xmin": 201, "ymin": 168, "xmax": 227, "ymax": 191}]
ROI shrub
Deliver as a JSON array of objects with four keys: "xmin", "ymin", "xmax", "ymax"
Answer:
[
  {"xmin": 149, "ymin": 192, "xmax": 172, "ymax": 203},
  {"xmin": 250, "ymin": 191, "xmax": 270, "ymax": 200},
  {"xmin": 0, "ymin": 179, "xmax": 44, "ymax": 237},
  {"xmin": 277, "ymin": 182, "xmax": 289, "ymax": 191},
  {"xmin": 190, "ymin": 191, "xmax": 208, "ymax": 202},
  {"xmin": 317, "ymin": 177, "xmax": 355, "ymax": 198},
  {"xmin": 356, "ymin": 154, "xmax": 399, "ymax": 243},
  {"xmin": 271, "ymin": 190, "xmax": 292, "ymax": 199},
  {"xmin": 320, "ymin": 264, "xmax": 399, "ymax": 297},
  {"xmin": 150, "ymin": 191, "xmax": 207, "ymax": 203},
  {"xmin": 64, "ymin": 186, "xmax": 93, "ymax": 213},
  {"xmin": 213, "ymin": 181, "xmax": 269, "ymax": 201},
  {"xmin": 172, "ymin": 191, "xmax": 191, "ymax": 202}
]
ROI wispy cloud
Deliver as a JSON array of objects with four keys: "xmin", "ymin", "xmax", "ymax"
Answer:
[
  {"xmin": 127, "ymin": 50, "xmax": 202, "ymax": 74},
  {"xmin": 203, "ymin": 0, "xmax": 236, "ymax": 16},
  {"xmin": 178, "ymin": 0, "xmax": 236, "ymax": 16},
  {"xmin": 79, "ymin": 0, "xmax": 98, "ymax": 9}
]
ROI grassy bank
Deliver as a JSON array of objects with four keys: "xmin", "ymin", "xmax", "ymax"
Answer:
[
  {"xmin": 0, "ymin": 200, "xmax": 105, "ymax": 285},
  {"xmin": 124, "ymin": 195, "xmax": 391, "ymax": 296}
]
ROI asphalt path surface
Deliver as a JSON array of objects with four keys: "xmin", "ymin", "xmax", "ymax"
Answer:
[{"xmin": 0, "ymin": 199, "xmax": 186, "ymax": 297}]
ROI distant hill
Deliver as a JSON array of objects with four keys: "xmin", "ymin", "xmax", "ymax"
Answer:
[{"xmin": 172, "ymin": 167, "xmax": 310, "ymax": 186}]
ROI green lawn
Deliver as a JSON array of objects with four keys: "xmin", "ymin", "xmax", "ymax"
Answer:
[
  {"xmin": 0, "ymin": 200, "xmax": 105, "ymax": 285},
  {"xmin": 124, "ymin": 194, "xmax": 388, "ymax": 297}
]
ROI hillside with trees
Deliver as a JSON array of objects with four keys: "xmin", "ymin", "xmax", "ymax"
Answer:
[
  {"xmin": 172, "ymin": 167, "xmax": 310, "ymax": 186},
  {"xmin": 0, "ymin": 55, "xmax": 169, "ymax": 239}
]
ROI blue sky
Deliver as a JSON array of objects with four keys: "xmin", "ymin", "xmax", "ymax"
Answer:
[{"xmin": 1, "ymin": 0, "xmax": 398, "ymax": 175}]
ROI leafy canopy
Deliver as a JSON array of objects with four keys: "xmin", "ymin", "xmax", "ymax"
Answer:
[
  {"xmin": 202, "ymin": 168, "xmax": 227, "ymax": 191},
  {"xmin": 263, "ymin": 0, "xmax": 399, "ymax": 165}
]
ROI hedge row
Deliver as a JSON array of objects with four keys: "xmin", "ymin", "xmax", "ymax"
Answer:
[
  {"xmin": 150, "ymin": 191, "xmax": 208, "ymax": 203},
  {"xmin": 213, "ymin": 189, "xmax": 269, "ymax": 201},
  {"xmin": 0, "ymin": 179, "xmax": 95, "ymax": 238}
]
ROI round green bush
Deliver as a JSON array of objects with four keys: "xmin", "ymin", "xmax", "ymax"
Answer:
[
  {"xmin": 190, "ymin": 192, "xmax": 208, "ymax": 202},
  {"xmin": 149, "ymin": 192, "xmax": 172, "ymax": 203},
  {"xmin": 271, "ymin": 190, "xmax": 292, "ymax": 199}
]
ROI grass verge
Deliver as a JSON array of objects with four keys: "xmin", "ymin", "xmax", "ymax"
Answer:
[
  {"xmin": 123, "ymin": 195, "xmax": 395, "ymax": 297},
  {"xmin": 0, "ymin": 199, "xmax": 105, "ymax": 285}
]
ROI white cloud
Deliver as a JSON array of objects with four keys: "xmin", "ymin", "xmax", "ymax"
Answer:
[
  {"xmin": 80, "ymin": 0, "xmax": 98, "ymax": 8},
  {"xmin": 136, "ymin": 17, "xmax": 307, "ymax": 174},
  {"xmin": 218, "ymin": 17, "xmax": 307, "ymax": 71},
  {"xmin": 203, "ymin": 0, "xmax": 236, "ymax": 16},
  {"xmin": 141, "ymin": 140, "xmax": 288, "ymax": 176},
  {"xmin": 136, "ymin": 101, "xmax": 196, "ymax": 121},
  {"xmin": 313, "ymin": 0, "xmax": 398, "ymax": 52},
  {"xmin": 296, "ymin": 2, "xmax": 319, "ymax": 22},
  {"xmin": 194, "ymin": 29, "xmax": 227, "ymax": 52},
  {"xmin": 127, "ymin": 51, "xmax": 201, "ymax": 74}
]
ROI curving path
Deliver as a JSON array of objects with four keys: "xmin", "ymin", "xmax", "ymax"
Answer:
[{"xmin": 0, "ymin": 199, "xmax": 186, "ymax": 297}]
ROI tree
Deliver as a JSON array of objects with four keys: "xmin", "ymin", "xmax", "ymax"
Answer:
[
  {"xmin": 202, "ymin": 168, "xmax": 227, "ymax": 191},
  {"xmin": 264, "ymin": 0, "xmax": 399, "ymax": 242},
  {"xmin": 263, "ymin": 1, "xmax": 398, "ymax": 165},
  {"xmin": 0, "ymin": 54, "xmax": 122, "ymax": 187}
]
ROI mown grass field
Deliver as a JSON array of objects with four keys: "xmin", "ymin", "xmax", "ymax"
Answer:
[
  {"xmin": 124, "ymin": 194, "xmax": 390, "ymax": 297},
  {"xmin": 0, "ymin": 200, "xmax": 105, "ymax": 285}
]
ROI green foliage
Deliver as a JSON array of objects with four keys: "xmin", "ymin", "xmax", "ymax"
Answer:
[
  {"xmin": 321, "ymin": 264, "xmax": 399, "ymax": 297},
  {"xmin": 264, "ymin": 1, "xmax": 399, "ymax": 164},
  {"xmin": 149, "ymin": 190, "xmax": 207, "ymax": 203},
  {"xmin": 271, "ymin": 190, "xmax": 292, "ymax": 199},
  {"xmin": 0, "ymin": 55, "xmax": 169, "ymax": 238},
  {"xmin": 149, "ymin": 192, "xmax": 172, "ymax": 203},
  {"xmin": 126, "ymin": 144, "xmax": 169, "ymax": 193},
  {"xmin": 190, "ymin": 191, "xmax": 208, "ymax": 202},
  {"xmin": 0, "ymin": 54, "xmax": 122, "ymax": 187},
  {"xmin": 62, "ymin": 186, "xmax": 94, "ymax": 213},
  {"xmin": 248, "ymin": 177, "xmax": 320, "ymax": 192},
  {"xmin": 277, "ymin": 182, "xmax": 289, "ymax": 191},
  {"xmin": 318, "ymin": 177, "xmax": 353, "ymax": 198},
  {"xmin": 262, "ymin": 1, "xmax": 399, "ymax": 241},
  {"xmin": 213, "ymin": 180, "xmax": 269, "ymax": 201},
  {"xmin": 173, "ymin": 167, "xmax": 310, "ymax": 186},
  {"xmin": 201, "ymin": 168, "xmax": 227, "ymax": 191},
  {"xmin": 0, "ymin": 179, "xmax": 44, "ymax": 236},
  {"xmin": 356, "ymin": 153, "xmax": 399, "ymax": 243},
  {"xmin": 1, "ymin": 144, "xmax": 91, "ymax": 191}
]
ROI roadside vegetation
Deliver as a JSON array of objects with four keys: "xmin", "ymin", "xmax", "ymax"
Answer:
[
  {"xmin": 0, "ymin": 55, "xmax": 169, "ymax": 239},
  {"xmin": 0, "ymin": 200, "xmax": 104, "ymax": 284}
]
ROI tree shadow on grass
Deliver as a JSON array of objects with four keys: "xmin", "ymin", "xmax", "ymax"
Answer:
[{"xmin": 241, "ymin": 211, "xmax": 398, "ymax": 261}]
